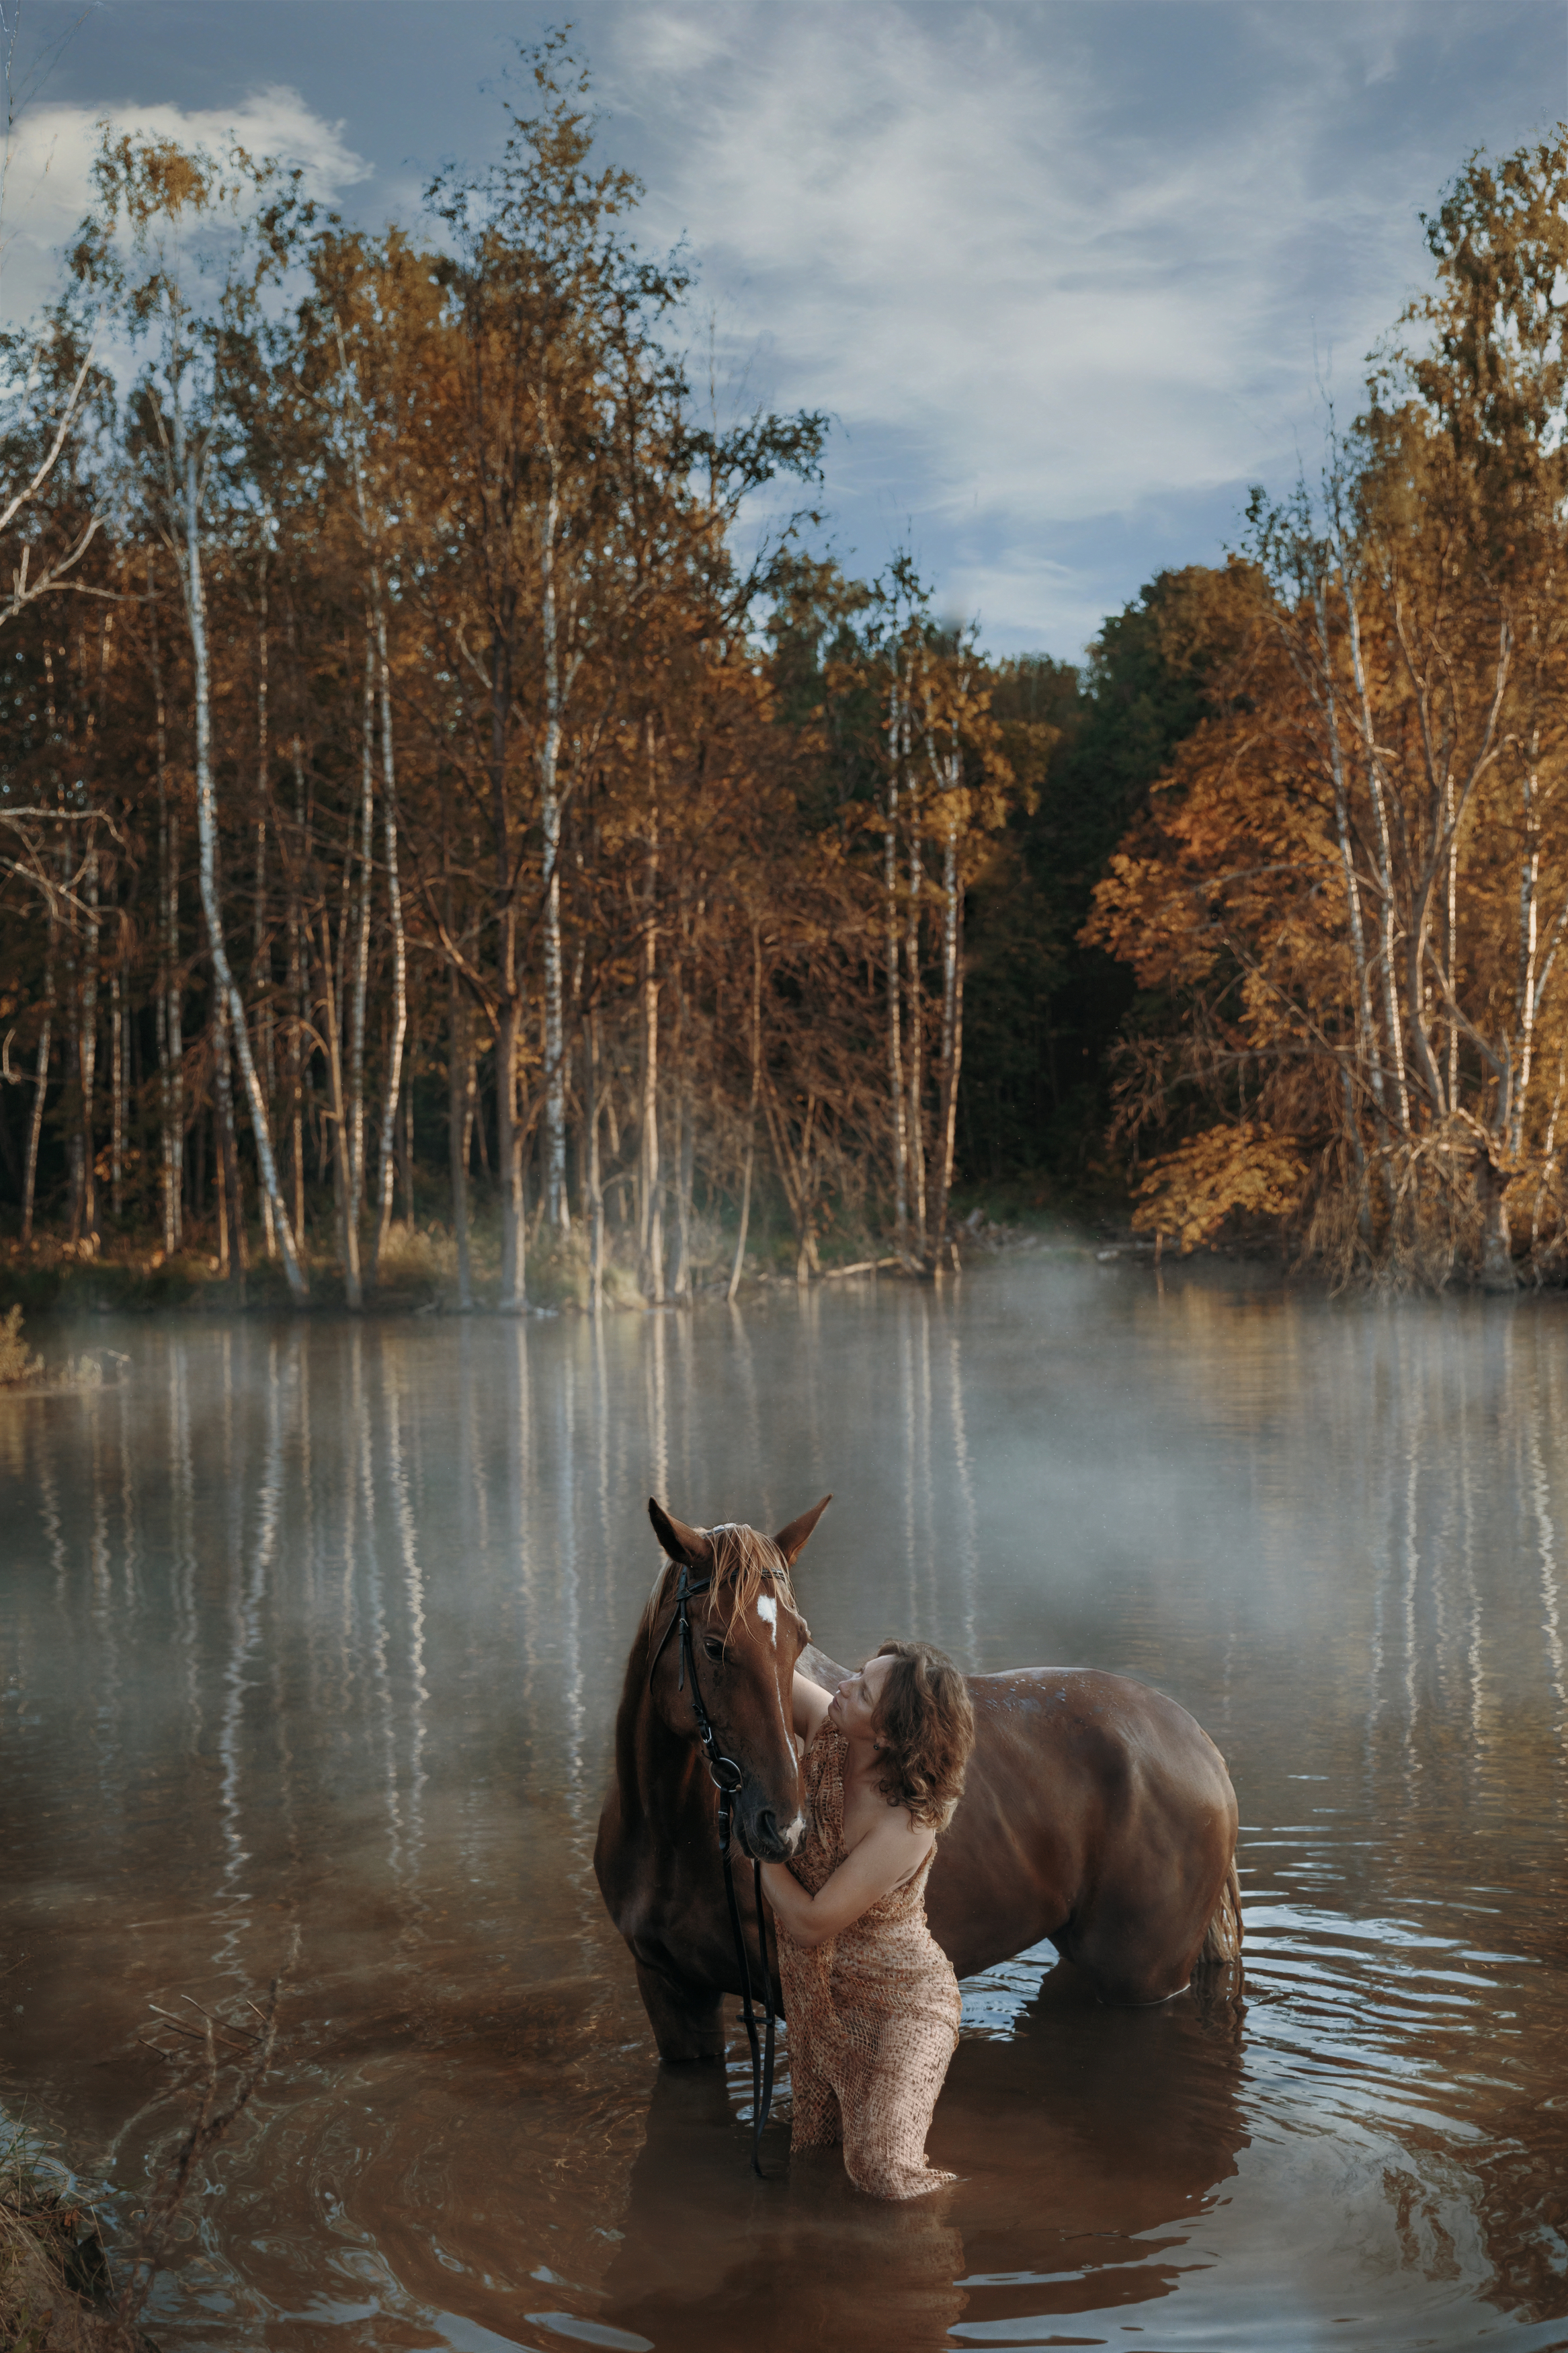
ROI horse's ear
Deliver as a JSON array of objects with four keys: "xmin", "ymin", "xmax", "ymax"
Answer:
[
  {"xmin": 648, "ymin": 1499, "xmax": 716, "ymax": 1571},
  {"xmin": 774, "ymin": 1494, "xmax": 832, "ymax": 1566}
]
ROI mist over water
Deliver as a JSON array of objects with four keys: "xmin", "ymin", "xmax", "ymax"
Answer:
[{"xmin": 3, "ymin": 1261, "xmax": 1567, "ymax": 2350}]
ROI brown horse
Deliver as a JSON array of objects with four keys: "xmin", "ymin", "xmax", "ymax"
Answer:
[{"xmin": 593, "ymin": 1498, "xmax": 1241, "ymax": 2063}]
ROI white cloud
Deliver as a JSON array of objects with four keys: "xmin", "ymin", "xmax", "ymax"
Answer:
[
  {"xmin": 0, "ymin": 0, "xmax": 1544, "ymax": 653},
  {"xmin": 619, "ymin": 1, "xmax": 1408, "ymax": 502},
  {"xmin": 598, "ymin": 0, "xmax": 1532, "ymax": 649},
  {"xmin": 0, "ymin": 84, "xmax": 371, "ymax": 323}
]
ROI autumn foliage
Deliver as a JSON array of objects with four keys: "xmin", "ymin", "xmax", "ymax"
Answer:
[
  {"xmin": 0, "ymin": 44, "xmax": 1015, "ymax": 1303},
  {"xmin": 9, "ymin": 67, "xmax": 1565, "ymax": 1298},
  {"xmin": 1089, "ymin": 132, "xmax": 1568, "ymax": 1285}
]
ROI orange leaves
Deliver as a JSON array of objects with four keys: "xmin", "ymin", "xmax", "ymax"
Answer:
[
  {"xmin": 93, "ymin": 132, "xmax": 224, "ymax": 229},
  {"xmin": 1130, "ymin": 1122, "xmax": 1309, "ymax": 1253},
  {"xmin": 1084, "ymin": 649, "xmax": 1344, "ymax": 1004},
  {"xmin": 1088, "ymin": 339, "xmax": 1568, "ymax": 1278}
]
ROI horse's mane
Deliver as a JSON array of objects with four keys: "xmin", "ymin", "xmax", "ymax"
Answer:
[{"xmin": 643, "ymin": 1522, "xmax": 800, "ymax": 1647}]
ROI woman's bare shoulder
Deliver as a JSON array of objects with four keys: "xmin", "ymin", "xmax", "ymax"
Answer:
[
  {"xmin": 832, "ymin": 1796, "xmax": 936, "ymax": 1909},
  {"xmin": 841, "ymin": 1781, "xmax": 930, "ymax": 1851}
]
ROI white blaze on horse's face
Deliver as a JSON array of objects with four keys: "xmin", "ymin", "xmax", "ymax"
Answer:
[{"xmin": 756, "ymin": 1594, "xmax": 778, "ymax": 1646}]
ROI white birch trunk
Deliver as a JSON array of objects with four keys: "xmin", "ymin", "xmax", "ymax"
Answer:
[
  {"xmin": 288, "ymin": 731, "xmax": 308, "ymax": 1247},
  {"xmin": 335, "ymin": 348, "xmax": 409, "ymax": 1281},
  {"xmin": 497, "ymin": 982, "xmax": 527, "ymax": 1310},
  {"xmin": 448, "ymin": 969, "xmax": 474, "ymax": 1312},
  {"xmin": 538, "ymin": 451, "xmax": 569, "ymax": 1230},
  {"xmin": 1446, "ymin": 776, "xmax": 1460, "ymax": 1110},
  {"xmin": 21, "ymin": 908, "xmax": 53, "ymax": 1247},
  {"xmin": 905, "ymin": 763, "xmax": 927, "ymax": 1263},
  {"xmin": 1310, "ymin": 579, "xmax": 1384, "ymax": 1122},
  {"xmin": 398, "ymin": 1006, "xmax": 415, "ymax": 1234},
  {"xmin": 639, "ymin": 760, "xmax": 663, "ymax": 1302},
  {"xmin": 932, "ymin": 802, "xmax": 962, "ymax": 1253},
  {"xmin": 1336, "ymin": 554, "xmax": 1411, "ymax": 1134},
  {"xmin": 370, "ymin": 576, "xmax": 407, "ymax": 1274},
  {"xmin": 640, "ymin": 923, "xmax": 662, "ymax": 1301},
  {"xmin": 165, "ymin": 808, "xmax": 184, "ymax": 1251},
  {"xmin": 179, "ymin": 435, "xmax": 307, "ymax": 1299},
  {"xmin": 110, "ymin": 959, "xmax": 124, "ymax": 1219},
  {"xmin": 151, "ymin": 555, "xmax": 183, "ymax": 1254},
  {"xmin": 885, "ymin": 671, "xmax": 909, "ymax": 1257},
  {"xmin": 318, "ymin": 900, "xmax": 360, "ymax": 1305},
  {"xmin": 349, "ymin": 627, "xmax": 374, "ymax": 1250},
  {"xmin": 214, "ymin": 991, "xmax": 244, "ymax": 1282},
  {"xmin": 252, "ymin": 539, "xmax": 276, "ymax": 1259},
  {"xmin": 671, "ymin": 1082, "xmax": 693, "ymax": 1301},
  {"xmin": 728, "ymin": 922, "xmax": 762, "ymax": 1303},
  {"xmin": 75, "ymin": 842, "xmax": 99, "ymax": 1246},
  {"xmin": 1513, "ymin": 742, "xmax": 1542, "ymax": 1158},
  {"xmin": 587, "ymin": 1005, "xmax": 605, "ymax": 1312}
]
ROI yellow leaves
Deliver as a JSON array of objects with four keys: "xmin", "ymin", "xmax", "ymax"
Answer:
[
  {"xmin": 1086, "ymin": 851, "xmax": 1219, "ymax": 990},
  {"xmin": 995, "ymin": 715, "xmax": 1058, "ymax": 816},
  {"xmin": 1084, "ymin": 635, "xmax": 1351, "ymax": 1014},
  {"xmin": 97, "ymin": 131, "xmax": 217, "ymax": 227},
  {"xmin": 93, "ymin": 130, "xmax": 276, "ymax": 235},
  {"xmin": 132, "ymin": 143, "xmax": 215, "ymax": 220},
  {"xmin": 1130, "ymin": 1122, "xmax": 1309, "ymax": 1252}
]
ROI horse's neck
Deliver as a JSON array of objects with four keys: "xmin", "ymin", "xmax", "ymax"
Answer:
[{"xmin": 613, "ymin": 1627, "xmax": 703, "ymax": 1831}]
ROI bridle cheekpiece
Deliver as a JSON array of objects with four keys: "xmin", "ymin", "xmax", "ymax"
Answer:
[{"xmin": 647, "ymin": 1540, "xmax": 782, "ymax": 2174}]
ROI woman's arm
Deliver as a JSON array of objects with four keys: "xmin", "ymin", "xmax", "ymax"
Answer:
[
  {"xmin": 761, "ymin": 1811, "xmax": 935, "ymax": 1950},
  {"xmin": 790, "ymin": 1669, "xmax": 833, "ymax": 1742}
]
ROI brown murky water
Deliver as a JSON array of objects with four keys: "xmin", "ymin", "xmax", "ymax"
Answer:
[{"xmin": 3, "ymin": 1258, "xmax": 1568, "ymax": 2350}]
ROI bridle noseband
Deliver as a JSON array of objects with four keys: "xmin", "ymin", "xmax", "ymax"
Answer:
[{"xmin": 649, "ymin": 1556, "xmax": 781, "ymax": 2176}]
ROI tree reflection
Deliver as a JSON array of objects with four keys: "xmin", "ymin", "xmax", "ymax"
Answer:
[
  {"xmin": 3, "ymin": 1285, "xmax": 1568, "ymax": 2348},
  {"xmin": 594, "ymin": 1957, "xmax": 1248, "ymax": 2352},
  {"xmin": 597, "ymin": 2060, "xmax": 964, "ymax": 2353}
]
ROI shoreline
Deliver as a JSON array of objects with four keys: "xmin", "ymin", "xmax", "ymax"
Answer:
[
  {"xmin": 0, "ymin": 2163, "xmax": 154, "ymax": 2353},
  {"xmin": 0, "ymin": 1223, "xmax": 1308, "ymax": 1336}
]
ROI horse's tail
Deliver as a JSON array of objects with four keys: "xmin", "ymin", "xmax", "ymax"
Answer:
[{"xmin": 1199, "ymin": 1858, "xmax": 1243, "ymax": 1967}]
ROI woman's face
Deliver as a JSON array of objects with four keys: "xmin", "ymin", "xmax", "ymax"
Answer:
[{"xmin": 827, "ymin": 1654, "xmax": 893, "ymax": 1743}]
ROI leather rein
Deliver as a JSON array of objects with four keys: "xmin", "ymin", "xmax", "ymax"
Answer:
[{"xmin": 648, "ymin": 1560, "xmax": 780, "ymax": 2176}]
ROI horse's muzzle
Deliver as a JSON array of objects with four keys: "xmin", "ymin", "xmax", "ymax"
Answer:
[{"xmin": 741, "ymin": 1800, "xmax": 802, "ymax": 1862}]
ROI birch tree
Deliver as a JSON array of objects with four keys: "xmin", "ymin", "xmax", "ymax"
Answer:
[
  {"xmin": 1088, "ymin": 276, "xmax": 1568, "ymax": 1287},
  {"xmin": 77, "ymin": 132, "xmax": 311, "ymax": 1298},
  {"xmin": 424, "ymin": 40, "xmax": 678, "ymax": 1306}
]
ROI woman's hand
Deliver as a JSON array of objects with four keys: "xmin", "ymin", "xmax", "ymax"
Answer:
[{"xmin": 761, "ymin": 1810, "xmax": 935, "ymax": 1950}]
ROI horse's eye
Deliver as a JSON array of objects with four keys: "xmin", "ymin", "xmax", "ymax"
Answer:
[{"xmin": 704, "ymin": 1637, "xmax": 725, "ymax": 1663}]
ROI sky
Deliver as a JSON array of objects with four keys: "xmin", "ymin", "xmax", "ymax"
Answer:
[{"xmin": 4, "ymin": 0, "xmax": 1567, "ymax": 659}]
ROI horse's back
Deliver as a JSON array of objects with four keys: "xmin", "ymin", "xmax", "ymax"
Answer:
[{"xmin": 926, "ymin": 1666, "xmax": 1238, "ymax": 1997}]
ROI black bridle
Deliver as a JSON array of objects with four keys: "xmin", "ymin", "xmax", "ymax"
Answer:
[{"xmin": 648, "ymin": 1559, "xmax": 780, "ymax": 2176}]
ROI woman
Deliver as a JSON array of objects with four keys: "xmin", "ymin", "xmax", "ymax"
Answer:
[{"xmin": 759, "ymin": 1640, "xmax": 976, "ymax": 2200}]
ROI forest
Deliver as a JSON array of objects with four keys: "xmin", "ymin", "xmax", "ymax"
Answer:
[{"xmin": 3, "ymin": 47, "xmax": 1566, "ymax": 1298}]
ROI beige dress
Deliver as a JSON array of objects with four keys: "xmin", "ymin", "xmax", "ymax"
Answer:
[{"xmin": 775, "ymin": 1727, "xmax": 961, "ymax": 2200}]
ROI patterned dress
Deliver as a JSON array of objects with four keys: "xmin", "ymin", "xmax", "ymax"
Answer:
[{"xmin": 775, "ymin": 1727, "xmax": 961, "ymax": 2200}]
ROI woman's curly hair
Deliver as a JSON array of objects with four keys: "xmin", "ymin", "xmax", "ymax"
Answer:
[{"xmin": 870, "ymin": 1640, "xmax": 975, "ymax": 1829}]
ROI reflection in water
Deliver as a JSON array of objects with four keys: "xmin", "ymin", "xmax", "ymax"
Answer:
[
  {"xmin": 600, "ymin": 2061, "xmax": 966, "ymax": 2353},
  {"xmin": 942, "ymin": 1962, "xmax": 1247, "ymax": 2341},
  {"xmin": 3, "ymin": 1267, "xmax": 1568, "ymax": 2349}
]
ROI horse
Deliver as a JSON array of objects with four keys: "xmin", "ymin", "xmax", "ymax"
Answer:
[{"xmin": 593, "ymin": 1497, "xmax": 1241, "ymax": 2063}]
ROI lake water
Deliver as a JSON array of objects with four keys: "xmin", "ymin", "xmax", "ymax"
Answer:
[{"xmin": 3, "ymin": 1257, "xmax": 1567, "ymax": 2351}]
